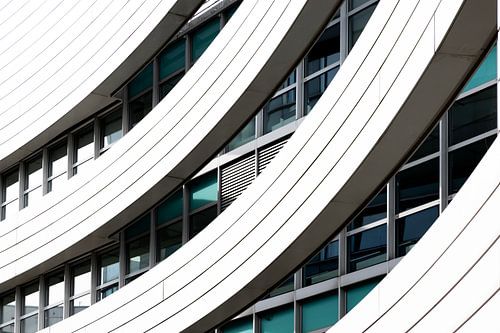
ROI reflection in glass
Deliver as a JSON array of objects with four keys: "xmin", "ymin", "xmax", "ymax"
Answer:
[
  {"xmin": 263, "ymin": 90, "xmax": 296, "ymax": 134},
  {"xmin": 44, "ymin": 305, "xmax": 63, "ymax": 327},
  {"xmin": 191, "ymin": 18, "xmax": 220, "ymax": 63},
  {"xmin": 268, "ymin": 275, "xmax": 294, "ymax": 298},
  {"xmin": 160, "ymin": 72, "xmax": 184, "ymax": 101},
  {"xmin": 70, "ymin": 294, "xmax": 91, "ymax": 315},
  {"xmin": 99, "ymin": 249, "xmax": 119, "ymax": 284},
  {"xmin": 100, "ymin": 109, "xmax": 122, "ymax": 149},
  {"xmin": 1, "ymin": 293, "xmax": 15, "ymax": 324},
  {"xmin": 97, "ymin": 284, "xmax": 118, "ymax": 301},
  {"xmin": 128, "ymin": 63, "xmax": 153, "ymax": 98},
  {"xmin": 304, "ymin": 68, "xmax": 338, "ymax": 114},
  {"xmin": 126, "ymin": 235, "xmax": 150, "ymax": 275},
  {"xmin": 129, "ymin": 91, "xmax": 152, "ymax": 128},
  {"xmin": 189, "ymin": 205, "xmax": 217, "ymax": 239},
  {"xmin": 159, "ymin": 39, "xmax": 185, "ymax": 80},
  {"xmin": 74, "ymin": 126, "xmax": 94, "ymax": 164},
  {"xmin": 348, "ymin": 189, "xmax": 386, "ymax": 230},
  {"xmin": 305, "ymin": 24, "xmax": 340, "ymax": 76},
  {"xmin": 157, "ymin": 221, "xmax": 182, "ymax": 261},
  {"xmin": 261, "ymin": 306, "xmax": 294, "ymax": 333},
  {"xmin": 349, "ymin": 0, "xmax": 371, "ymax": 10},
  {"xmin": 48, "ymin": 142, "xmax": 67, "ymax": 193},
  {"xmin": 157, "ymin": 189, "xmax": 183, "ymax": 225},
  {"xmin": 227, "ymin": 117, "xmax": 256, "ymax": 151},
  {"xmin": 347, "ymin": 224, "xmax": 386, "ymax": 272},
  {"xmin": 20, "ymin": 314, "xmax": 37, "ymax": 333},
  {"xmin": 25, "ymin": 157, "xmax": 42, "ymax": 191},
  {"xmin": 303, "ymin": 241, "xmax": 338, "ymax": 286},
  {"xmin": 0, "ymin": 324, "xmax": 14, "ymax": 333},
  {"xmin": 45, "ymin": 274, "xmax": 64, "ymax": 306},
  {"xmin": 396, "ymin": 206, "xmax": 439, "ymax": 257},
  {"xmin": 3, "ymin": 170, "xmax": 18, "ymax": 204},
  {"xmin": 22, "ymin": 283, "xmax": 39, "ymax": 315},
  {"xmin": 408, "ymin": 126, "xmax": 439, "ymax": 163},
  {"xmin": 189, "ymin": 172, "xmax": 218, "ymax": 212},
  {"xmin": 349, "ymin": 5, "xmax": 376, "ymax": 50},
  {"xmin": 72, "ymin": 261, "xmax": 91, "ymax": 296}
]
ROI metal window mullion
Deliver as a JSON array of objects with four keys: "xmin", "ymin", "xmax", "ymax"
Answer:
[
  {"xmin": 14, "ymin": 286, "xmax": 21, "ymax": 333},
  {"xmin": 256, "ymin": 110, "xmax": 264, "ymax": 138},
  {"xmin": 38, "ymin": 276, "xmax": 44, "ymax": 331},
  {"xmin": 63, "ymin": 264, "xmax": 70, "ymax": 319},
  {"xmin": 93, "ymin": 118, "xmax": 100, "ymax": 159},
  {"xmin": 185, "ymin": 35, "xmax": 192, "ymax": 71},
  {"xmin": 387, "ymin": 178, "xmax": 396, "ymax": 260},
  {"xmin": 339, "ymin": 1, "xmax": 348, "ymax": 64},
  {"xmin": 338, "ymin": 226, "xmax": 347, "ymax": 319},
  {"xmin": 439, "ymin": 116, "xmax": 449, "ymax": 212},
  {"xmin": 90, "ymin": 252, "xmax": 97, "ymax": 305},
  {"xmin": 182, "ymin": 185, "xmax": 190, "ymax": 243},
  {"xmin": 217, "ymin": 165, "xmax": 222, "ymax": 215},
  {"xmin": 119, "ymin": 231, "xmax": 126, "ymax": 288},
  {"xmin": 152, "ymin": 58, "xmax": 160, "ymax": 108},
  {"xmin": 253, "ymin": 311, "xmax": 260, "ymax": 333},
  {"xmin": 42, "ymin": 148, "xmax": 49, "ymax": 195},
  {"xmin": 122, "ymin": 87, "xmax": 130, "ymax": 135},
  {"xmin": 67, "ymin": 133, "xmax": 75, "ymax": 178},
  {"xmin": 149, "ymin": 210, "xmax": 157, "ymax": 267},
  {"xmin": 18, "ymin": 163, "xmax": 25, "ymax": 210},
  {"xmin": 296, "ymin": 61, "xmax": 305, "ymax": 119},
  {"xmin": 294, "ymin": 294, "xmax": 300, "ymax": 333}
]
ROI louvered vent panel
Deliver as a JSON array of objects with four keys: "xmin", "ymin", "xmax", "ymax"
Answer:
[
  {"xmin": 257, "ymin": 138, "xmax": 288, "ymax": 174},
  {"xmin": 220, "ymin": 153, "xmax": 256, "ymax": 211}
]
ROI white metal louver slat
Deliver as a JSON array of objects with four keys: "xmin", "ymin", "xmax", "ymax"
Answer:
[
  {"xmin": 258, "ymin": 137, "xmax": 288, "ymax": 174},
  {"xmin": 221, "ymin": 153, "xmax": 256, "ymax": 211}
]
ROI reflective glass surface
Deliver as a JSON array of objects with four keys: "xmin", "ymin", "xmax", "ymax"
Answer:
[
  {"xmin": 349, "ymin": 4, "xmax": 376, "ymax": 50},
  {"xmin": 277, "ymin": 71, "xmax": 296, "ymax": 90},
  {"xmin": 48, "ymin": 142, "xmax": 67, "ymax": 193},
  {"xmin": 349, "ymin": 0, "xmax": 371, "ymax": 10},
  {"xmin": 128, "ymin": 63, "xmax": 153, "ymax": 98},
  {"xmin": 70, "ymin": 294, "xmax": 91, "ymax": 315},
  {"xmin": 303, "ymin": 241, "xmax": 338, "ymax": 286},
  {"xmin": 227, "ymin": 117, "xmax": 256, "ymax": 151},
  {"xmin": 23, "ymin": 187, "xmax": 42, "ymax": 209},
  {"xmin": 22, "ymin": 283, "xmax": 39, "ymax": 315},
  {"xmin": 301, "ymin": 293, "xmax": 338, "ymax": 332},
  {"xmin": 189, "ymin": 205, "xmax": 217, "ymax": 239},
  {"xmin": 157, "ymin": 221, "xmax": 182, "ymax": 261},
  {"xmin": 347, "ymin": 224, "xmax": 386, "ymax": 272},
  {"xmin": 44, "ymin": 305, "xmax": 63, "ymax": 327},
  {"xmin": 305, "ymin": 24, "xmax": 340, "ymax": 76},
  {"xmin": 191, "ymin": 18, "xmax": 220, "ymax": 62},
  {"xmin": 97, "ymin": 284, "xmax": 118, "ymax": 301},
  {"xmin": 74, "ymin": 126, "xmax": 94, "ymax": 164},
  {"xmin": 45, "ymin": 274, "xmax": 64, "ymax": 306},
  {"xmin": 20, "ymin": 314, "xmax": 37, "ymax": 333},
  {"xmin": 408, "ymin": 126, "xmax": 439, "ymax": 163},
  {"xmin": 268, "ymin": 275, "xmax": 294, "ymax": 298},
  {"xmin": 396, "ymin": 206, "xmax": 439, "ymax": 257},
  {"xmin": 462, "ymin": 45, "xmax": 497, "ymax": 92},
  {"xmin": 157, "ymin": 189, "xmax": 183, "ymax": 225},
  {"xmin": 129, "ymin": 91, "xmax": 152, "ymax": 129},
  {"xmin": 222, "ymin": 317, "xmax": 252, "ymax": 333},
  {"xmin": 159, "ymin": 39, "xmax": 185, "ymax": 80},
  {"xmin": 125, "ymin": 214, "xmax": 150, "ymax": 240},
  {"xmin": 261, "ymin": 306, "xmax": 294, "ymax": 333},
  {"xmin": 189, "ymin": 172, "xmax": 218, "ymax": 211},
  {"xmin": 101, "ymin": 109, "xmax": 122, "ymax": 149},
  {"xmin": 99, "ymin": 249, "xmax": 119, "ymax": 284},
  {"xmin": 0, "ymin": 324, "xmax": 14, "ymax": 333},
  {"xmin": 3, "ymin": 170, "xmax": 18, "ymax": 204},
  {"xmin": 72, "ymin": 260, "xmax": 91, "ymax": 296},
  {"xmin": 345, "ymin": 278, "xmax": 382, "ymax": 312},
  {"xmin": 126, "ymin": 235, "xmax": 150, "ymax": 275},
  {"xmin": 263, "ymin": 90, "xmax": 296, "ymax": 134},
  {"xmin": 396, "ymin": 157, "xmax": 439, "ymax": 213},
  {"xmin": 0, "ymin": 293, "xmax": 15, "ymax": 324},
  {"xmin": 160, "ymin": 72, "xmax": 184, "ymax": 100},
  {"xmin": 304, "ymin": 67, "xmax": 338, "ymax": 114},
  {"xmin": 348, "ymin": 189, "xmax": 386, "ymax": 230},
  {"xmin": 25, "ymin": 156, "xmax": 42, "ymax": 190}
]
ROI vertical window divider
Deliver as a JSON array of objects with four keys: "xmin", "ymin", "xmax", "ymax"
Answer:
[
  {"xmin": 253, "ymin": 312, "xmax": 260, "ymax": 333},
  {"xmin": 42, "ymin": 148, "xmax": 49, "ymax": 195},
  {"xmin": 220, "ymin": 11, "xmax": 226, "ymax": 29},
  {"xmin": 293, "ymin": 294, "xmax": 300, "ymax": 333},
  {"xmin": 93, "ymin": 118, "xmax": 100, "ymax": 160},
  {"xmin": 217, "ymin": 166, "xmax": 222, "ymax": 215},
  {"xmin": 339, "ymin": 1, "xmax": 349, "ymax": 64},
  {"xmin": 37, "ymin": 276, "xmax": 44, "ymax": 331},
  {"xmin": 14, "ymin": 286, "xmax": 21, "ymax": 333},
  {"xmin": 18, "ymin": 163, "xmax": 25, "ymax": 210},
  {"xmin": 337, "ymin": 227, "xmax": 346, "ymax": 320},
  {"xmin": 182, "ymin": 185, "xmax": 190, "ymax": 244},
  {"xmin": 152, "ymin": 58, "xmax": 160, "ymax": 108},
  {"xmin": 387, "ymin": 178, "xmax": 396, "ymax": 260},
  {"xmin": 63, "ymin": 264, "xmax": 70, "ymax": 319},
  {"xmin": 296, "ymin": 61, "xmax": 305, "ymax": 119},
  {"xmin": 119, "ymin": 231, "xmax": 126, "ymax": 288},
  {"xmin": 122, "ymin": 87, "xmax": 130, "ymax": 135},
  {"xmin": 149, "ymin": 210, "xmax": 157, "ymax": 268},
  {"xmin": 256, "ymin": 110, "xmax": 264, "ymax": 137},
  {"xmin": 185, "ymin": 35, "xmax": 192, "ymax": 71},
  {"xmin": 439, "ymin": 117, "xmax": 449, "ymax": 212},
  {"xmin": 67, "ymin": 133, "xmax": 75, "ymax": 179},
  {"xmin": 90, "ymin": 253, "xmax": 97, "ymax": 305},
  {"xmin": 0, "ymin": 175, "xmax": 4, "ymax": 220}
]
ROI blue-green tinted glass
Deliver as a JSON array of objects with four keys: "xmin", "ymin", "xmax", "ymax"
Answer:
[
  {"xmin": 302, "ymin": 293, "xmax": 338, "ymax": 332},
  {"xmin": 160, "ymin": 72, "xmax": 184, "ymax": 101},
  {"xmin": 159, "ymin": 39, "xmax": 185, "ymax": 80},
  {"xmin": 222, "ymin": 317, "xmax": 253, "ymax": 333},
  {"xmin": 189, "ymin": 172, "xmax": 218, "ymax": 211},
  {"xmin": 227, "ymin": 117, "xmax": 256, "ymax": 151},
  {"xmin": 346, "ymin": 278, "xmax": 382, "ymax": 312},
  {"xmin": 157, "ymin": 220, "xmax": 182, "ymax": 261},
  {"xmin": 303, "ymin": 241, "xmax": 338, "ymax": 286},
  {"xmin": 347, "ymin": 224, "xmax": 386, "ymax": 272},
  {"xmin": 264, "ymin": 90, "xmax": 296, "ymax": 134},
  {"xmin": 462, "ymin": 45, "xmax": 496, "ymax": 93},
  {"xmin": 304, "ymin": 67, "xmax": 338, "ymax": 114},
  {"xmin": 396, "ymin": 205, "xmax": 439, "ymax": 257},
  {"xmin": 125, "ymin": 214, "xmax": 151, "ymax": 239},
  {"xmin": 449, "ymin": 85, "xmax": 497, "ymax": 146},
  {"xmin": 348, "ymin": 188, "xmax": 386, "ymax": 230},
  {"xmin": 261, "ymin": 305, "xmax": 294, "ymax": 333},
  {"xmin": 157, "ymin": 189, "xmax": 183, "ymax": 225},
  {"xmin": 126, "ymin": 235, "xmax": 150, "ymax": 274},
  {"xmin": 129, "ymin": 63, "xmax": 153, "ymax": 98},
  {"xmin": 129, "ymin": 90, "xmax": 152, "ymax": 128},
  {"xmin": 349, "ymin": 0, "xmax": 371, "ymax": 10},
  {"xmin": 191, "ymin": 19, "xmax": 220, "ymax": 62},
  {"xmin": 189, "ymin": 205, "xmax": 217, "ymax": 239},
  {"xmin": 349, "ymin": 4, "xmax": 376, "ymax": 51},
  {"xmin": 268, "ymin": 274, "xmax": 294, "ymax": 298}
]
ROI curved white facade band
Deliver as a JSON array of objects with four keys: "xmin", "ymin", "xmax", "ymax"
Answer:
[
  {"xmin": 0, "ymin": 0, "xmax": 341, "ymax": 294},
  {"xmin": 29, "ymin": 0, "xmax": 496, "ymax": 331},
  {"xmin": 0, "ymin": 0, "xmax": 205, "ymax": 169}
]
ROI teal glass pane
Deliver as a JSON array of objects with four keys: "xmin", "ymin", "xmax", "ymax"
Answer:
[
  {"xmin": 346, "ymin": 278, "xmax": 382, "ymax": 312},
  {"xmin": 222, "ymin": 317, "xmax": 253, "ymax": 333},
  {"xmin": 125, "ymin": 214, "xmax": 150, "ymax": 239},
  {"xmin": 189, "ymin": 172, "xmax": 218, "ymax": 211},
  {"xmin": 191, "ymin": 19, "xmax": 220, "ymax": 62},
  {"xmin": 159, "ymin": 39, "xmax": 185, "ymax": 80},
  {"xmin": 129, "ymin": 63, "xmax": 153, "ymax": 98},
  {"xmin": 157, "ymin": 189, "xmax": 183, "ymax": 225},
  {"xmin": 302, "ymin": 293, "xmax": 338, "ymax": 333},
  {"xmin": 261, "ymin": 305, "xmax": 294, "ymax": 333},
  {"xmin": 227, "ymin": 117, "xmax": 256, "ymax": 151},
  {"xmin": 462, "ymin": 45, "xmax": 496, "ymax": 93}
]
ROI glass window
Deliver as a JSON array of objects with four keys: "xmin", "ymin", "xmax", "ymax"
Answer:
[
  {"xmin": 189, "ymin": 172, "xmax": 218, "ymax": 212},
  {"xmin": 22, "ymin": 283, "xmax": 39, "ymax": 316},
  {"xmin": 128, "ymin": 63, "xmax": 153, "ymax": 99},
  {"xmin": 20, "ymin": 314, "xmax": 37, "ymax": 333},
  {"xmin": 345, "ymin": 278, "xmax": 382, "ymax": 312},
  {"xmin": 1, "ymin": 292, "xmax": 15, "ymax": 325},
  {"xmin": 97, "ymin": 285, "xmax": 118, "ymax": 302},
  {"xmin": 191, "ymin": 18, "xmax": 220, "ymax": 63},
  {"xmin": 45, "ymin": 273, "xmax": 64, "ymax": 307},
  {"xmin": 304, "ymin": 67, "xmax": 338, "ymax": 114},
  {"xmin": 449, "ymin": 85, "xmax": 497, "ymax": 146},
  {"xmin": 126, "ymin": 235, "xmax": 150, "ymax": 276},
  {"xmin": 227, "ymin": 117, "xmax": 256, "ymax": 151},
  {"xmin": 48, "ymin": 141, "xmax": 67, "ymax": 193},
  {"xmin": 305, "ymin": 24, "xmax": 340, "ymax": 76},
  {"xmin": 396, "ymin": 206, "xmax": 439, "ymax": 257},
  {"xmin": 1, "ymin": 169, "xmax": 19, "ymax": 221},
  {"xmin": 189, "ymin": 205, "xmax": 217, "ymax": 239},
  {"xmin": 348, "ymin": 188, "xmax": 386, "ymax": 230},
  {"xmin": 129, "ymin": 91, "xmax": 153, "ymax": 129},
  {"xmin": 157, "ymin": 220, "xmax": 182, "ymax": 262},
  {"xmin": 157, "ymin": 189, "xmax": 183, "ymax": 225},
  {"xmin": 349, "ymin": 0, "xmax": 371, "ymax": 10},
  {"xmin": 449, "ymin": 135, "xmax": 495, "ymax": 194},
  {"xmin": 261, "ymin": 305, "xmax": 294, "ymax": 333},
  {"xmin": 70, "ymin": 294, "xmax": 90, "ymax": 316},
  {"xmin": 98, "ymin": 248, "xmax": 119, "ymax": 285},
  {"xmin": 408, "ymin": 125, "xmax": 439, "ymax": 163},
  {"xmin": 263, "ymin": 90, "xmax": 296, "ymax": 134},
  {"xmin": 100, "ymin": 108, "xmax": 122, "ymax": 150},
  {"xmin": 301, "ymin": 293, "xmax": 338, "ymax": 332},
  {"xmin": 277, "ymin": 71, "xmax": 296, "ymax": 90},
  {"xmin": 73, "ymin": 125, "xmax": 94, "ymax": 175},
  {"xmin": 159, "ymin": 39, "xmax": 185, "ymax": 81},
  {"xmin": 160, "ymin": 72, "xmax": 184, "ymax": 100},
  {"xmin": 224, "ymin": 3, "xmax": 240, "ymax": 21},
  {"xmin": 23, "ymin": 156, "xmax": 43, "ymax": 208},
  {"xmin": 462, "ymin": 45, "xmax": 497, "ymax": 92},
  {"xmin": 396, "ymin": 157, "xmax": 439, "ymax": 213},
  {"xmin": 221, "ymin": 317, "xmax": 252, "ymax": 333},
  {"xmin": 0, "ymin": 323, "xmax": 14, "ymax": 333},
  {"xmin": 71, "ymin": 260, "xmax": 91, "ymax": 296},
  {"xmin": 303, "ymin": 240, "xmax": 338, "ymax": 286},
  {"xmin": 349, "ymin": 4, "xmax": 376, "ymax": 51},
  {"xmin": 44, "ymin": 305, "xmax": 63, "ymax": 328},
  {"xmin": 268, "ymin": 274, "xmax": 294, "ymax": 298},
  {"xmin": 347, "ymin": 224, "xmax": 386, "ymax": 272}
]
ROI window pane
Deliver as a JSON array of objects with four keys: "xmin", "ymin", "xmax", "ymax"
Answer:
[
  {"xmin": 345, "ymin": 278, "xmax": 382, "ymax": 312},
  {"xmin": 45, "ymin": 273, "xmax": 64, "ymax": 306},
  {"xmin": 22, "ymin": 283, "xmax": 39, "ymax": 315},
  {"xmin": 129, "ymin": 91, "xmax": 152, "ymax": 129},
  {"xmin": 449, "ymin": 135, "xmax": 495, "ymax": 194},
  {"xmin": 349, "ymin": 4, "xmax": 376, "ymax": 51},
  {"xmin": 48, "ymin": 142, "xmax": 67, "ymax": 180},
  {"xmin": 304, "ymin": 67, "xmax": 338, "ymax": 114},
  {"xmin": 227, "ymin": 117, "xmax": 256, "ymax": 151},
  {"xmin": 189, "ymin": 205, "xmax": 217, "ymax": 239},
  {"xmin": 70, "ymin": 294, "xmax": 90, "ymax": 315},
  {"xmin": 264, "ymin": 90, "xmax": 296, "ymax": 134},
  {"xmin": 159, "ymin": 39, "xmax": 185, "ymax": 80},
  {"xmin": 305, "ymin": 24, "xmax": 340, "ymax": 76},
  {"xmin": 1, "ymin": 200, "xmax": 18, "ymax": 221},
  {"xmin": 348, "ymin": 189, "xmax": 386, "ymax": 230},
  {"xmin": 157, "ymin": 189, "xmax": 183, "ymax": 225},
  {"xmin": 268, "ymin": 274, "xmax": 294, "ymax": 298},
  {"xmin": 0, "ymin": 324, "xmax": 14, "ymax": 333},
  {"xmin": 303, "ymin": 240, "xmax": 338, "ymax": 286},
  {"xmin": 347, "ymin": 224, "xmax": 386, "ymax": 272},
  {"xmin": 349, "ymin": 0, "xmax": 371, "ymax": 10},
  {"xmin": 23, "ymin": 187, "xmax": 42, "ymax": 209},
  {"xmin": 191, "ymin": 18, "xmax": 220, "ymax": 63},
  {"xmin": 1, "ymin": 292, "xmax": 15, "ymax": 324},
  {"xmin": 128, "ymin": 63, "xmax": 153, "ymax": 98},
  {"xmin": 408, "ymin": 125, "xmax": 439, "ymax": 163},
  {"xmin": 157, "ymin": 220, "xmax": 182, "ymax": 261},
  {"xmin": 462, "ymin": 45, "xmax": 497, "ymax": 92},
  {"xmin": 73, "ymin": 159, "xmax": 92, "ymax": 176},
  {"xmin": 126, "ymin": 235, "xmax": 150, "ymax": 275},
  {"xmin": 302, "ymin": 293, "xmax": 338, "ymax": 332},
  {"xmin": 44, "ymin": 305, "xmax": 63, "ymax": 327},
  {"xmin": 277, "ymin": 71, "xmax": 296, "ymax": 90},
  {"xmin": 47, "ymin": 173, "xmax": 66, "ymax": 194},
  {"xmin": 72, "ymin": 260, "xmax": 91, "ymax": 296},
  {"xmin": 101, "ymin": 108, "xmax": 123, "ymax": 149},
  {"xmin": 189, "ymin": 172, "xmax": 218, "ymax": 212},
  {"xmin": 125, "ymin": 214, "xmax": 150, "ymax": 239},
  {"xmin": 224, "ymin": 3, "xmax": 240, "ymax": 21},
  {"xmin": 99, "ymin": 248, "xmax": 119, "ymax": 285},
  {"xmin": 261, "ymin": 305, "xmax": 294, "ymax": 333},
  {"xmin": 221, "ymin": 317, "xmax": 252, "ymax": 333},
  {"xmin": 75, "ymin": 126, "xmax": 94, "ymax": 164},
  {"xmin": 97, "ymin": 284, "xmax": 118, "ymax": 301},
  {"xmin": 449, "ymin": 85, "xmax": 497, "ymax": 146},
  {"xmin": 3, "ymin": 170, "xmax": 18, "ymax": 204},
  {"xmin": 25, "ymin": 156, "xmax": 42, "ymax": 191},
  {"xmin": 20, "ymin": 314, "xmax": 37, "ymax": 333},
  {"xmin": 160, "ymin": 72, "xmax": 184, "ymax": 101},
  {"xmin": 396, "ymin": 157, "xmax": 439, "ymax": 213},
  {"xmin": 396, "ymin": 206, "xmax": 439, "ymax": 257}
]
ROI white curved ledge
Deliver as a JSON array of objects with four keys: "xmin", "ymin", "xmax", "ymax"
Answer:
[
  {"xmin": 31, "ymin": 0, "xmax": 495, "ymax": 331},
  {"xmin": 0, "ymin": 0, "xmax": 341, "ymax": 297},
  {"xmin": 0, "ymin": 0, "xmax": 204, "ymax": 169}
]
